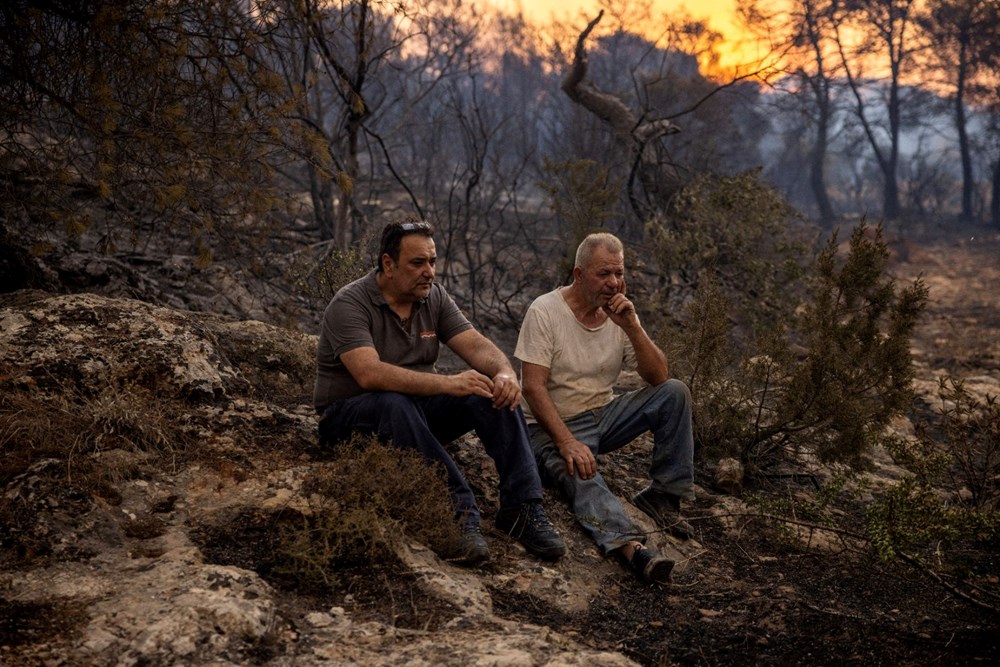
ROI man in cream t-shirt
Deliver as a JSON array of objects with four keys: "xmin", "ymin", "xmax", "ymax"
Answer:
[{"xmin": 515, "ymin": 232, "xmax": 695, "ymax": 584}]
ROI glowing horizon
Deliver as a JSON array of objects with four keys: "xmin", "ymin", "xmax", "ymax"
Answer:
[{"xmin": 488, "ymin": 0, "xmax": 770, "ymax": 75}]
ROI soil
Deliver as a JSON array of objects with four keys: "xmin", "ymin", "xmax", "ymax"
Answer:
[
  {"xmin": 506, "ymin": 507, "xmax": 997, "ymax": 666},
  {"xmin": 193, "ymin": 222, "xmax": 1000, "ymax": 666},
  {"xmin": 4, "ymin": 221, "xmax": 998, "ymax": 666},
  {"xmin": 203, "ymin": 489, "xmax": 998, "ymax": 666},
  {"xmin": 547, "ymin": 222, "xmax": 1000, "ymax": 666}
]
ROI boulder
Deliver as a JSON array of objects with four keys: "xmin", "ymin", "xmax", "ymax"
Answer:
[{"xmin": 0, "ymin": 291, "xmax": 670, "ymax": 665}]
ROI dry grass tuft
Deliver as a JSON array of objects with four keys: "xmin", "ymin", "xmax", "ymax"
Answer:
[
  {"xmin": 0, "ymin": 383, "xmax": 193, "ymax": 488},
  {"xmin": 277, "ymin": 435, "xmax": 461, "ymax": 589},
  {"xmin": 0, "ymin": 380, "xmax": 197, "ymax": 563}
]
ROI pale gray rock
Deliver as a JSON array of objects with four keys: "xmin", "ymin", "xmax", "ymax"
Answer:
[{"xmin": 0, "ymin": 291, "xmax": 681, "ymax": 666}]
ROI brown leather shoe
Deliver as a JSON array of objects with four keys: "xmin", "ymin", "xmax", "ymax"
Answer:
[{"xmin": 630, "ymin": 545, "xmax": 674, "ymax": 584}]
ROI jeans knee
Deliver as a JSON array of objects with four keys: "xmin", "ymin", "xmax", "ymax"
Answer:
[
  {"xmin": 668, "ymin": 378, "xmax": 691, "ymax": 403},
  {"xmin": 654, "ymin": 378, "xmax": 691, "ymax": 407},
  {"xmin": 371, "ymin": 392, "xmax": 426, "ymax": 432},
  {"xmin": 376, "ymin": 391, "xmax": 418, "ymax": 414},
  {"xmin": 647, "ymin": 379, "xmax": 692, "ymax": 432},
  {"xmin": 467, "ymin": 394, "xmax": 520, "ymax": 419}
]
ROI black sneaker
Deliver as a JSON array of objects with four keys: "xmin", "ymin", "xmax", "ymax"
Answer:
[
  {"xmin": 445, "ymin": 524, "xmax": 490, "ymax": 565},
  {"xmin": 633, "ymin": 485, "xmax": 694, "ymax": 539},
  {"xmin": 629, "ymin": 545, "xmax": 674, "ymax": 584},
  {"xmin": 495, "ymin": 501, "xmax": 567, "ymax": 561}
]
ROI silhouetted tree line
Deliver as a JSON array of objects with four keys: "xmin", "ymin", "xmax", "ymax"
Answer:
[
  {"xmin": 1, "ymin": 0, "xmax": 997, "ymax": 300},
  {"xmin": 742, "ymin": 0, "xmax": 1000, "ymax": 226}
]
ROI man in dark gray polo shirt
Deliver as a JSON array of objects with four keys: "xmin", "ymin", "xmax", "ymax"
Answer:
[{"xmin": 314, "ymin": 218, "xmax": 566, "ymax": 565}]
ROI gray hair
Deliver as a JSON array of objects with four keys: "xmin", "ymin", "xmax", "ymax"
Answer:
[{"xmin": 574, "ymin": 232, "xmax": 623, "ymax": 269}]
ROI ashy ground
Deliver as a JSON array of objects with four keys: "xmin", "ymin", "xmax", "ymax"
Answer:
[{"xmin": 1, "ymin": 222, "xmax": 998, "ymax": 666}]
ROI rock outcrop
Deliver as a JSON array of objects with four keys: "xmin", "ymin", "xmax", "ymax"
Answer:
[{"xmin": 1, "ymin": 291, "xmax": 702, "ymax": 666}]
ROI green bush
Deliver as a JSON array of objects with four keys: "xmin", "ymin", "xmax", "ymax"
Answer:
[
  {"xmin": 290, "ymin": 239, "xmax": 373, "ymax": 308},
  {"xmin": 866, "ymin": 432, "xmax": 999, "ymax": 564},
  {"xmin": 931, "ymin": 378, "xmax": 1000, "ymax": 510},
  {"xmin": 646, "ymin": 169, "xmax": 810, "ymax": 334},
  {"xmin": 861, "ymin": 376, "xmax": 1000, "ymax": 563},
  {"xmin": 666, "ymin": 223, "xmax": 928, "ymax": 472}
]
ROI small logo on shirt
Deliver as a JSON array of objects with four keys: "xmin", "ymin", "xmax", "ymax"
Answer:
[{"xmin": 420, "ymin": 330, "xmax": 436, "ymax": 340}]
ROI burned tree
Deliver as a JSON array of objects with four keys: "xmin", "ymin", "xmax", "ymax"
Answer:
[{"xmin": 561, "ymin": 10, "xmax": 682, "ymax": 222}]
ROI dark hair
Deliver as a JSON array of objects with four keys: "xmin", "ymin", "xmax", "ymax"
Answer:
[{"xmin": 377, "ymin": 217, "xmax": 435, "ymax": 272}]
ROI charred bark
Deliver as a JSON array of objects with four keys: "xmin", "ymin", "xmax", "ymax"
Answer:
[{"xmin": 561, "ymin": 11, "xmax": 682, "ymax": 221}]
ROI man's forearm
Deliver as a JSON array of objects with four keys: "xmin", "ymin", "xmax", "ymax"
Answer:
[
  {"xmin": 451, "ymin": 330, "xmax": 515, "ymax": 378},
  {"xmin": 358, "ymin": 361, "xmax": 452, "ymax": 395},
  {"xmin": 523, "ymin": 387, "xmax": 575, "ymax": 447},
  {"xmin": 625, "ymin": 324, "xmax": 668, "ymax": 385},
  {"xmin": 471, "ymin": 345, "xmax": 515, "ymax": 378}
]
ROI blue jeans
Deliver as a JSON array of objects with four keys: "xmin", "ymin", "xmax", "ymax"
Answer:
[
  {"xmin": 318, "ymin": 392, "xmax": 544, "ymax": 528},
  {"xmin": 528, "ymin": 379, "xmax": 695, "ymax": 554}
]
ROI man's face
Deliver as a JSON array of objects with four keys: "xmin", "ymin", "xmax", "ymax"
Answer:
[
  {"xmin": 384, "ymin": 234, "xmax": 436, "ymax": 302},
  {"xmin": 575, "ymin": 246, "xmax": 625, "ymax": 308}
]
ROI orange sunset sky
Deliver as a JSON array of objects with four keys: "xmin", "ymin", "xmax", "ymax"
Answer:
[{"xmin": 489, "ymin": 0, "xmax": 768, "ymax": 72}]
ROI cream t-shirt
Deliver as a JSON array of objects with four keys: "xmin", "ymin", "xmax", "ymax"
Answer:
[{"xmin": 515, "ymin": 288, "xmax": 636, "ymax": 422}]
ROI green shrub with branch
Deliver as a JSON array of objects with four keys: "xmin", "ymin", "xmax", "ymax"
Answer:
[
  {"xmin": 740, "ymin": 442, "xmax": 998, "ymax": 614},
  {"xmin": 930, "ymin": 378, "xmax": 1000, "ymax": 510},
  {"xmin": 289, "ymin": 232, "xmax": 375, "ymax": 310},
  {"xmin": 863, "ymin": 377, "xmax": 1000, "ymax": 561},
  {"xmin": 647, "ymin": 169, "xmax": 811, "ymax": 335},
  {"xmin": 866, "ymin": 436, "xmax": 983, "ymax": 563},
  {"xmin": 666, "ymin": 223, "xmax": 929, "ymax": 472}
]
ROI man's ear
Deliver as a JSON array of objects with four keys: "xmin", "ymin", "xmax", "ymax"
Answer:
[{"xmin": 381, "ymin": 253, "xmax": 393, "ymax": 273}]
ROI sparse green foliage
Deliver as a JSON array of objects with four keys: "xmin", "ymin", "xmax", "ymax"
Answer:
[
  {"xmin": 662, "ymin": 276, "xmax": 734, "ymax": 396},
  {"xmin": 647, "ymin": 169, "xmax": 810, "ymax": 332},
  {"xmin": 932, "ymin": 378, "xmax": 1000, "ymax": 510},
  {"xmin": 668, "ymin": 223, "xmax": 929, "ymax": 472},
  {"xmin": 539, "ymin": 158, "xmax": 621, "ymax": 280},
  {"xmin": 661, "ymin": 277, "xmax": 761, "ymax": 458},
  {"xmin": 0, "ymin": 0, "xmax": 288, "ymax": 259},
  {"xmin": 861, "ymin": 376, "xmax": 1000, "ymax": 572},
  {"xmin": 276, "ymin": 435, "xmax": 460, "ymax": 589},
  {"xmin": 743, "ymin": 468, "xmax": 863, "ymax": 546},
  {"xmin": 791, "ymin": 224, "xmax": 929, "ymax": 465},
  {"xmin": 866, "ymin": 434, "xmax": 999, "ymax": 563},
  {"xmin": 746, "ymin": 471, "xmax": 841, "ymax": 521},
  {"xmin": 290, "ymin": 240, "xmax": 373, "ymax": 307}
]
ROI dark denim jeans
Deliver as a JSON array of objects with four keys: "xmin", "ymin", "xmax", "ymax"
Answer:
[{"xmin": 318, "ymin": 392, "xmax": 543, "ymax": 527}]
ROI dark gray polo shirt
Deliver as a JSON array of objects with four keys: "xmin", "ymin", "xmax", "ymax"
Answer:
[{"xmin": 313, "ymin": 270, "xmax": 473, "ymax": 411}]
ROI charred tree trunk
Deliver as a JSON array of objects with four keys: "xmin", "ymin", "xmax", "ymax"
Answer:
[
  {"xmin": 810, "ymin": 100, "xmax": 836, "ymax": 227},
  {"xmin": 955, "ymin": 40, "xmax": 974, "ymax": 223},
  {"xmin": 309, "ymin": 164, "xmax": 335, "ymax": 241},
  {"xmin": 561, "ymin": 11, "xmax": 681, "ymax": 221},
  {"xmin": 991, "ymin": 155, "xmax": 1000, "ymax": 228}
]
